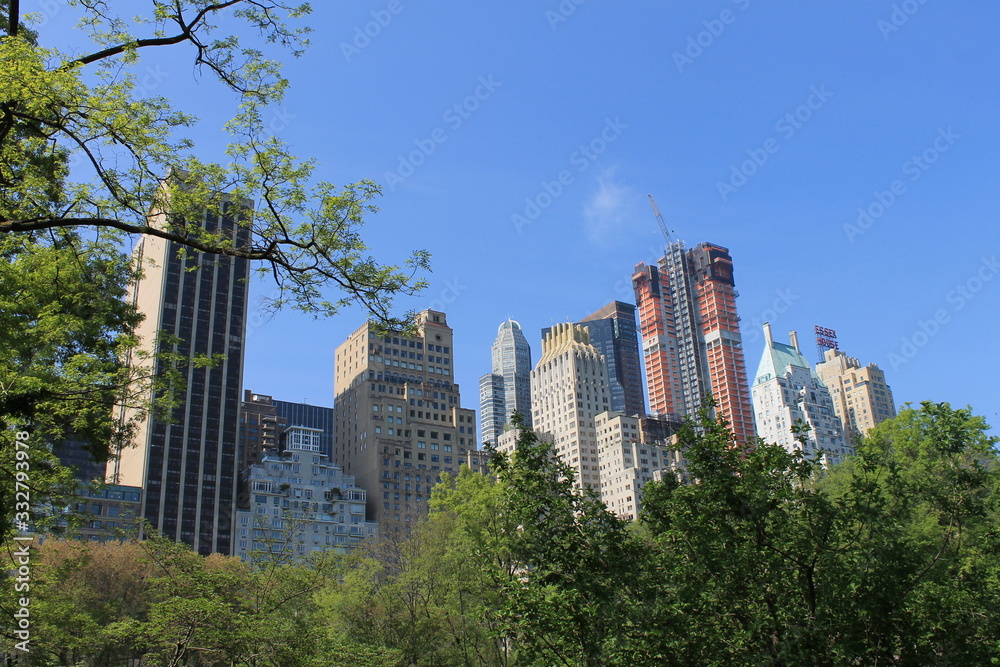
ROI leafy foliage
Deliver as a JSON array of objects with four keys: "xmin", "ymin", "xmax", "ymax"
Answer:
[
  {"xmin": 488, "ymin": 414, "xmax": 641, "ymax": 666},
  {"xmin": 0, "ymin": 230, "xmax": 192, "ymax": 537},
  {"xmin": 3, "ymin": 404, "xmax": 998, "ymax": 665},
  {"xmin": 0, "ymin": 0, "xmax": 429, "ymax": 541},
  {"xmin": 1, "ymin": 1, "xmax": 429, "ymax": 325}
]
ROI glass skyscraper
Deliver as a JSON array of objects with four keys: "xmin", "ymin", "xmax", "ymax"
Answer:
[
  {"xmin": 479, "ymin": 319, "xmax": 532, "ymax": 446},
  {"xmin": 274, "ymin": 398, "xmax": 334, "ymax": 459},
  {"xmin": 578, "ymin": 301, "xmax": 646, "ymax": 417},
  {"xmin": 109, "ymin": 196, "xmax": 249, "ymax": 556}
]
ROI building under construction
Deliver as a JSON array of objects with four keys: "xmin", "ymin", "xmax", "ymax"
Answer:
[{"xmin": 632, "ymin": 201, "xmax": 755, "ymax": 445}]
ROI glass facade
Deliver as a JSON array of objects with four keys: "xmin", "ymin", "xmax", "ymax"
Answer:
[
  {"xmin": 480, "ymin": 320, "xmax": 532, "ymax": 445},
  {"xmin": 133, "ymin": 200, "xmax": 250, "ymax": 556}
]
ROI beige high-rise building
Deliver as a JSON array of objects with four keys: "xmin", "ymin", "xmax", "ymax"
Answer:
[
  {"xmin": 816, "ymin": 349, "xmax": 896, "ymax": 447},
  {"xmin": 333, "ymin": 310, "xmax": 482, "ymax": 537},
  {"xmin": 596, "ymin": 412, "xmax": 683, "ymax": 520},
  {"xmin": 523, "ymin": 323, "xmax": 611, "ymax": 490}
]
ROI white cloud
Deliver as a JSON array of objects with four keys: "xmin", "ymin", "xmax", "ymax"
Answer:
[{"xmin": 583, "ymin": 169, "xmax": 635, "ymax": 245}]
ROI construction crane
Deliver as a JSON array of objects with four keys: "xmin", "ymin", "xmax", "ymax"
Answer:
[{"xmin": 648, "ymin": 194, "xmax": 673, "ymax": 245}]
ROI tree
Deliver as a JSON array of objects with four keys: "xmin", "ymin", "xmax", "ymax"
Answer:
[
  {"xmin": 0, "ymin": 1, "xmax": 429, "ymax": 537},
  {"xmin": 638, "ymin": 401, "xmax": 1000, "ymax": 666},
  {"xmin": 1, "ymin": 1, "xmax": 429, "ymax": 324},
  {"xmin": 0, "ymin": 538, "xmax": 153, "ymax": 666},
  {"xmin": 0, "ymin": 230, "xmax": 190, "ymax": 538},
  {"xmin": 317, "ymin": 504, "xmax": 507, "ymax": 667},
  {"xmin": 817, "ymin": 401, "xmax": 1000, "ymax": 664},
  {"xmin": 2, "ymin": 534, "xmax": 350, "ymax": 666},
  {"xmin": 488, "ymin": 415, "xmax": 641, "ymax": 667}
]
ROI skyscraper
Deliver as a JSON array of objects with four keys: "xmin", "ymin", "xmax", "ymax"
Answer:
[
  {"xmin": 479, "ymin": 373, "xmax": 505, "ymax": 447},
  {"xmin": 596, "ymin": 411, "xmax": 683, "ymax": 520},
  {"xmin": 479, "ymin": 319, "xmax": 532, "ymax": 446},
  {"xmin": 524, "ymin": 323, "xmax": 611, "ymax": 490},
  {"xmin": 816, "ymin": 348, "xmax": 896, "ymax": 447},
  {"xmin": 751, "ymin": 325, "xmax": 851, "ymax": 466},
  {"xmin": 333, "ymin": 310, "xmax": 483, "ymax": 535},
  {"xmin": 577, "ymin": 301, "xmax": 645, "ymax": 416},
  {"xmin": 273, "ymin": 398, "xmax": 334, "ymax": 459},
  {"xmin": 109, "ymin": 196, "xmax": 249, "ymax": 556},
  {"xmin": 632, "ymin": 241, "xmax": 754, "ymax": 445}
]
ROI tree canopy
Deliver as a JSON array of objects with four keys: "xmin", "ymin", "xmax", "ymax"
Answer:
[
  {"xmin": 1, "ymin": 0, "xmax": 429, "ymax": 323},
  {"xmin": 0, "ymin": 1, "xmax": 430, "ymax": 537},
  {"xmin": 4, "ymin": 402, "xmax": 999, "ymax": 664}
]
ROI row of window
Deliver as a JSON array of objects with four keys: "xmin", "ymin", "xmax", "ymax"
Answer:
[{"xmin": 77, "ymin": 503, "xmax": 133, "ymax": 517}]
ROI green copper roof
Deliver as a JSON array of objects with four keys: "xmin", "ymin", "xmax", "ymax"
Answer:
[{"xmin": 754, "ymin": 340, "xmax": 819, "ymax": 385}]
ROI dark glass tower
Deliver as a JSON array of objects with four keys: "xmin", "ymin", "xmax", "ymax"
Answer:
[
  {"xmin": 273, "ymin": 398, "xmax": 334, "ymax": 459},
  {"xmin": 578, "ymin": 301, "xmax": 646, "ymax": 416},
  {"xmin": 543, "ymin": 302, "xmax": 645, "ymax": 417},
  {"xmin": 109, "ymin": 197, "xmax": 249, "ymax": 556}
]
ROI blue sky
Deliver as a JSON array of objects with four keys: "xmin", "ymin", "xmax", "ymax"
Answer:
[{"xmin": 37, "ymin": 1, "xmax": 1000, "ymax": 436}]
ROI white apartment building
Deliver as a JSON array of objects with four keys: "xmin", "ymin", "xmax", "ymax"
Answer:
[
  {"xmin": 234, "ymin": 425, "xmax": 377, "ymax": 562},
  {"xmin": 751, "ymin": 325, "xmax": 851, "ymax": 467}
]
